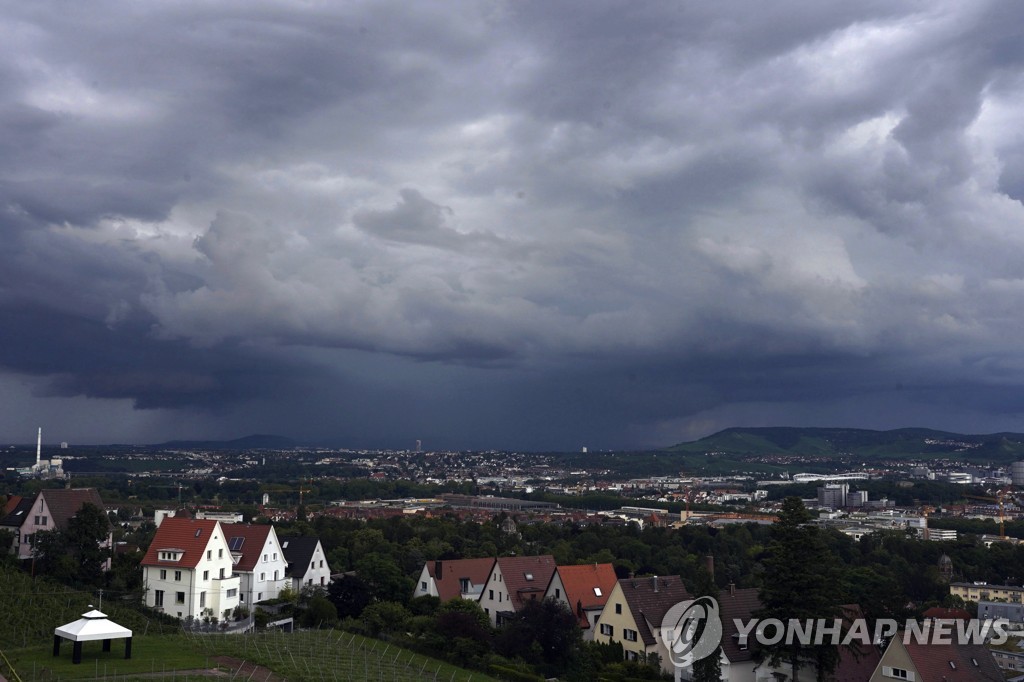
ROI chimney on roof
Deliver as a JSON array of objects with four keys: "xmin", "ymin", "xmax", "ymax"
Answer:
[
  {"xmin": 705, "ymin": 555, "xmax": 714, "ymax": 580},
  {"xmin": 729, "ymin": 582, "xmax": 736, "ymax": 596},
  {"xmin": 652, "ymin": 575, "xmax": 659, "ymax": 592},
  {"xmin": 435, "ymin": 560, "xmax": 443, "ymax": 580}
]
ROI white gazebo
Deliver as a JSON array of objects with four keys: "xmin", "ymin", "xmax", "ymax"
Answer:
[{"xmin": 53, "ymin": 608, "xmax": 133, "ymax": 664}]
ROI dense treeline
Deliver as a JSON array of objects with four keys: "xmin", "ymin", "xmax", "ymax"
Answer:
[{"xmin": 273, "ymin": 512, "xmax": 1024, "ymax": 610}]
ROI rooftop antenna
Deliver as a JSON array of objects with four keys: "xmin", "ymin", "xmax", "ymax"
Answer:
[{"xmin": 36, "ymin": 427, "xmax": 42, "ymax": 467}]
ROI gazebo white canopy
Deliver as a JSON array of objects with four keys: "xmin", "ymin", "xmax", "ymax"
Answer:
[{"xmin": 53, "ymin": 608, "xmax": 133, "ymax": 664}]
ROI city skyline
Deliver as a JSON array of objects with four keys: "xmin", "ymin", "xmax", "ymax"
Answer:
[{"xmin": 2, "ymin": 2, "xmax": 1024, "ymax": 450}]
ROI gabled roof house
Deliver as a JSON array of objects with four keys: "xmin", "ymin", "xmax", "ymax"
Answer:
[
  {"xmin": 593, "ymin": 575, "xmax": 691, "ymax": 675},
  {"xmin": 6, "ymin": 488, "xmax": 110, "ymax": 562},
  {"xmin": 413, "ymin": 558, "xmax": 495, "ymax": 603},
  {"xmin": 544, "ymin": 563, "xmax": 618, "ymax": 639},
  {"xmin": 219, "ymin": 523, "xmax": 289, "ymax": 606},
  {"xmin": 478, "ymin": 555, "xmax": 557, "ymax": 626},
  {"xmin": 141, "ymin": 517, "xmax": 240, "ymax": 620},
  {"xmin": 281, "ymin": 536, "xmax": 333, "ymax": 592}
]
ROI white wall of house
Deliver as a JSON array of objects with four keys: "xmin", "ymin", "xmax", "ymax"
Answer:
[
  {"xmin": 478, "ymin": 563, "xmax": 510, "ymax": 626},
  {"xmin": 236, "ymin": 529, "xmax": 289, "ymax": 606},
  {"xmin": 413, "ymin": 564, "xmax": 439, "ymax": 600},
  {"xmin": 144, "ymin": 528, "xmax": 239, "ymax": 620},
  {"xmin": 294, "ymin": 541, "xmax": 331, "ymax": 591}
]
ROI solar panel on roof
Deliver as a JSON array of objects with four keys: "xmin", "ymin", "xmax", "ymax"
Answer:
[{"xmin": 229, "ymin": 537, "xmax": 245, "ymax": 551}]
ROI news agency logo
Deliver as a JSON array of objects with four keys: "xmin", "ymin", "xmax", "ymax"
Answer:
[{"xmin": 660, "ymin": 595, "xmax": 723, "ymax": 668}]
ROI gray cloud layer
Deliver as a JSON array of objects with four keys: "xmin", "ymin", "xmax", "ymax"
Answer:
[{"xmin": 2, "ymin": 1, "xmax": 1024, "ymax": 448}]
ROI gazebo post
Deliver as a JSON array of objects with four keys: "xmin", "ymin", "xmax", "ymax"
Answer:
[
  {"xmin": 124, "ymin": 637, "xmax": 132, "ymax": 659},
  {"xmin": 72, "ymin": 641, "xmax": 82, "ymax": 664},
  {"xmin": 102, "ymin": 638, "xmax": 111, "ymax": 652},
  {"xmin": 53, "ymin": 635, "xmax": 61, "ymax": 657}
]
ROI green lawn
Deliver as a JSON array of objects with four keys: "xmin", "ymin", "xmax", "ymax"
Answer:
[
  {"xmin": 3, "ymin": 630, "xmax": 499, "ymax": 681},
  {"xmin": 0, "ymin": 567, "xmax": 496, "ymax": 682}
]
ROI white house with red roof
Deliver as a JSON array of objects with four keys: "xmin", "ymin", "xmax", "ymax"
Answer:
[
  {"xmin": 544, "ymin": 563, "xmax": 618, "ymax": 640},
  {"xmin": 220, "ymin": 523, "xmax": 289, "ymax": 606},
  {"xmin": 478, "ymin": 555, "xmax": 557, "ymax": 626},
  {"xmin": 141, "ymin": 517, "xmax": 240, "ymax": 621},
  {"xmin": 413, "ymin": 558, "xmax": 495, "ymax": 602}
]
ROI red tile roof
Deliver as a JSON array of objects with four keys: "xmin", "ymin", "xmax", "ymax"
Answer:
[
  {"xmin": 922, "ymin": 607, "xmax": 971, "ymax": 621},
  {"xmin": 717, "ymin": 587, "xmax": 761, "ymax": 663},
  {"xmin": 617, "ymin": 575, "xmax": 692, "ymax": 647},
  {"xmin": 902, "ymin": 639, "xmax": 1003, "ymax": 682},
  {"xmin": 555, "ymin": 563, "xmax": 617, "ymax": 628},
  {"xmin": 427, "ymin": 558, "xmax": 496, "ymax": 601},
  {"xmin": 141, "ymin": 517, "xmax": 220, "ymax": 569},
  {"xmin": 40, "ymin": 489, "xmax": 107, "ymax": 530},
  {"xmin": 219, "ymin": 523, "xmax": 274, "ymax": 572},
  {"xmin": 2, "ymin": 495, "xmax": 22, "ymax": 517},
  {"xmin": 495, "ymin": 555, "xmax": 557, "ymax": 613}
]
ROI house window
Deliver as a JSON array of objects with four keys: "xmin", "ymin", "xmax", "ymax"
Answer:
[
  {"xmin": 220, "ymin": 568, "xmax": 225, "ymax": 579},
  {"xmin": 174, "ymin": 571, "xmax": 182, "ymax": 581},
  {"xmin": 615, "ymin": 603, "xmax": 622, "ymax": 614},
  {"xmin": 489, "ymin": 590, "xmax": 494, "ymax": 600},
  {"xmin": 594, "ymin": 587, "xmax": 602, "ymax": 597},
  {"xmin": 263, "ymin": 554, "xmax": 268, "ymax": 562},
  {"xmin": 175, "ymin": 592, "xmax": 185, "ymax": 604},
  {"xmin": 311, "ymin": 561, "xmax": 315, "ymax": 569},
  {"xmin": 600, "ymin": 623, "xmax": 613, "ymax": 636},
  {"xmin": 883, "ymin": 667, "xmax": 914, "ymax": 681},
  {"xmin": 624, "ymin": 629, "xmax": 638, "ymax": 642},
  {"xmin": 308, "ymin": 578, "xmax": 313, "ymax": 585},
  {"xmin": 200, "ymin": 592, "xmax": 206, "ymax": 608},
  {"xmin": 154, "ymin": 590, "xmax": 164, "ymax": 607},
  {"xmin": 320, "ymin": 577, "xmax": 325, "ymax": 585},
  {"xmin": 207, "ymin": 550, "xmax": 212, "ymax": 560},
  {"xmin": 258, "ymin": 593, "xmax": 262, "ymax": 601},
  {"xmin": 203, "ymin": 571, "xmax": 209, "ymax": 581},
  {"xmin": 261, "ymin": 573, "xmax": 266, "ymax": 581},
  {"xmin": 273, "ymin": 553, "xmax": 277, "ymax": 560},
  {"xmin": 555, "ymin": 588, "xmax": 561, "ymax": 598},
  {"xmin": 320, "ymin": 560, "xmax": 324, "ymax": 568},
  {"xmin": 421, "ymin": 581, "xmax": 427, "ymax": 590},
  {"xmin": 460, "ymin": 578, "xmax": 470, "ymax": 592},
  {"xmin": 499, "ymin": 593, "xmax": 502, "ymax": 602},
  {"xmin": 274, "ymin": 570, "xmax": 278, "ymax": 580},
  {"xmin": 219, "ymin": 549, "xmax": 223, "ymax": 558},
  {"xmin": 160, "ymin": 569, "xmax": 167, "ymax": 580},
  {"xmin": 227, "ymin": 588, "xmax": 237, "ymax": 598}
]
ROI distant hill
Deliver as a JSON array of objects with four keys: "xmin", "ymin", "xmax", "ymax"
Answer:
[
  {"xmin": 156, "ymin": 434, "xmax": 298, "ymax": 450},
  {"xmin": 667, "ymin": 426, "xmax": 1024, "ymax": 462}
]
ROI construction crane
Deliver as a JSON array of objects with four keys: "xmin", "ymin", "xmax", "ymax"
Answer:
[
  {"xmin": 921, "ymin": 505, "xmax": 935, "ymax": 541},
  {"xmin": 964, "ymin": 487, "xmax": 1013, "ymax": 539}
]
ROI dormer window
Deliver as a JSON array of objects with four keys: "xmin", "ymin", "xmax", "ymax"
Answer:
[{"xmin": 158, "ymin": 549, "xmax": 184, "ymax": 562}]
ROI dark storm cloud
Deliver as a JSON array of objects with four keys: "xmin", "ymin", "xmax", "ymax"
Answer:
[{"xmin": 2, "ymin": 1, "xmax": 1024, "ymax": 447}]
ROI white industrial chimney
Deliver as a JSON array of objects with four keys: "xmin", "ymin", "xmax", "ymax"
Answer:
[{"xmin": 36, "ymin": 427, "xmax": 42, "ymax": 466}]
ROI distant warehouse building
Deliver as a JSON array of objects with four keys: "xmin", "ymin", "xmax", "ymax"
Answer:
[{"xmin": 441, "ymin": 494, "xmax": 559, "ymax": 512}]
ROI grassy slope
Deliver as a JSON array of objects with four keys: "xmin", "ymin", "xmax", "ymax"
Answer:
[{"xmin": 0, "ymin": 565, "xmax": 494, "ymax": 682}]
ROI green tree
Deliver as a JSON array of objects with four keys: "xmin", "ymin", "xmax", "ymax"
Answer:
[
  {"xmin": 690, "ymin": 568, "xmax": 722, "ymax": 682},
  {"xmin": 496, "ymin": 598, "xmax": 582, "ymax": 675},
  {"xmin": 361, "ymin": 601, "xmax": 411, "ymax": 636},
  {"xmin": 756, "ymin": 497, "xmax": 841, "ymax": 682}
]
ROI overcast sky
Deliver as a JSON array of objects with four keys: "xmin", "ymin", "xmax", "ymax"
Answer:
[{"xmin": 2, "ymin": 1, "xmax": 1024, "ymax": 450}]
